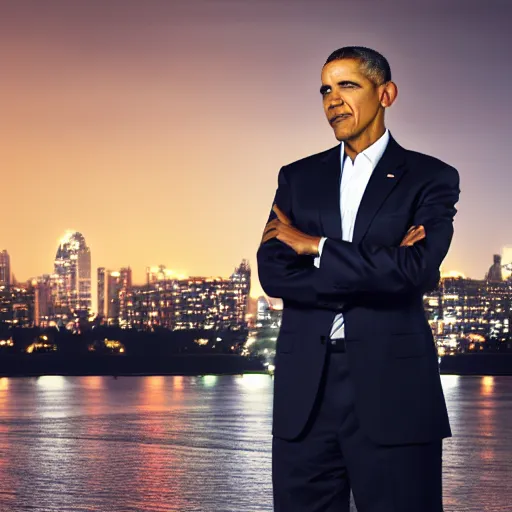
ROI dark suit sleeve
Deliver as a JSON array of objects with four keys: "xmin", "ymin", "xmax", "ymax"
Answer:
[
  {"xmin": 256, "ymin": 166, "xmax": 343, "ymax": 310},
  {"xmin": 313, "ymin": 165, "xmax": 460, "ymax": 299}
]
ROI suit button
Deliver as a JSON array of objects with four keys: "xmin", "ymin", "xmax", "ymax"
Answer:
[{"xmin": 320, "ymin": 335, "xmax": 326, "ymax": 345}]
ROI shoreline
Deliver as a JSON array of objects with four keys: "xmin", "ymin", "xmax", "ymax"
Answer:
[
  {"xmin": 1, "ymin": 353, "xmax": 512, "ymax": 378},
  {"xmin": 0, "ymin": 353, "xmax": 267, "ymax": 378},
  {"xmin": 439, "ymin": 353, "xmax": 512, "ymax": 376}
]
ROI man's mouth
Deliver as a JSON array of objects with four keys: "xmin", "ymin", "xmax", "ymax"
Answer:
[{"xmin": 330, "ymin": 114, "xmax": 351, "ymax": 125}]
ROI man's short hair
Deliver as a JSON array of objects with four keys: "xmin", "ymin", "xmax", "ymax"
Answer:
[{"xmin": 324, "ymin": 46, "xmax": 391, "ymax": 86}]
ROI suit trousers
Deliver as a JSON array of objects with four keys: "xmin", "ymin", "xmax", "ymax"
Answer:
[{"xmin": 272, "ymin": 349, "xmax": 444, "ymax": 512}]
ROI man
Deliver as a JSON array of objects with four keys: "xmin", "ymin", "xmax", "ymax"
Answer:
[{"xmin": 257, "ymin": 46, "xmax": 460, "ymax": 512}]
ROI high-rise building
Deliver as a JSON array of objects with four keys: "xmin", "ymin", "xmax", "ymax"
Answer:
[
  {"xmin": 486, "ymin": 254, "xmax": 503, "ymax": 282},
  {"xmin": 97, "ymin": 268, "xmax": 122, "ymax": 322},
  {"xmin": 33, "ymin": 275, "xmax": 54, "ymax": 326},
  {"xmin": 0, "ymin": 283, "xmax": 35, "ymax": 326},
  {"xmin": 118, "ymin": 267, "xmax": 132, "ymax": 322},
  {"xmin": 98, "ymin": 266, "xmax": 133, "ymax": 324},
  {"xmin": 0, "ymin": 250, "xmax": 10, "ymax": 286},
  {"xmin": 230, "ymin": 259, "xmax": 251, "ymax": 326},
  {"xmin": 430, "ymin": 276, "xmax": 512, "ymax": 347},
  {"xmin": 125, "ymin": 260, "xmax": 251, "ymax": 331},
  {"xmin": 97, "ymin": 267, "xmax": 106, "ymax": 316},
  {"xmin": 54, "ymin": 232, "xmax": 92, "ymax": 314}
]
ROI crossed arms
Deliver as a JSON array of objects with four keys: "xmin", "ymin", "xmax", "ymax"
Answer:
[{"xmin": 256, "ymin": 164, "xmax": 460, "ymax": 310}]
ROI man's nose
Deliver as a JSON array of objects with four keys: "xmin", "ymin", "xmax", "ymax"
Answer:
[{"xmin": 328, "ymin": 95, "xmax": 344, "ymax": 108}]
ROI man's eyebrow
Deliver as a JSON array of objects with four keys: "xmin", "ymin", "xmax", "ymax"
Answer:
[{"xmin": 319, "ymin": 80, "xmax": 361, "ymax": 94}]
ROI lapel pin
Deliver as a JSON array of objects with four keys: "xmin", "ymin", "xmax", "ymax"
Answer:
[{"xmin": 386, "ymin": 174, "xmax": 395, "ymax": 178}]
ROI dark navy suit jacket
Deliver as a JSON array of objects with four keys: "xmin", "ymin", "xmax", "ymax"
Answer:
[{"xmin": 257, "ymin": 132, "xmax": 460, "ymax": 445}]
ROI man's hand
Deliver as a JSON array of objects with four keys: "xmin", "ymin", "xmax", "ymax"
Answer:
[
  {"xmin": 260, "ymin": 204, "xmax": 321, "ymax": 256},
  {"xmin": 400, "ymin": 225, "xmax": 426, "ymax": 246}
]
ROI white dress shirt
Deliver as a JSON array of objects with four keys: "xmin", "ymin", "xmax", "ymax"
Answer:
[{"xmin": 313, "ymin": 129, "xmax": 390, "ymax": 339}]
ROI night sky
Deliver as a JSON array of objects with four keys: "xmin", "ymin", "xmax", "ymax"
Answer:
[{"xmin": 1, "ymin": 0, "xmax": 511, "ymax": 300}]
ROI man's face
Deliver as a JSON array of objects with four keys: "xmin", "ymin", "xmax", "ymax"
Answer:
[{"xmin": 320, "ymin": 58, "xmax": 384, "ymax": 141}]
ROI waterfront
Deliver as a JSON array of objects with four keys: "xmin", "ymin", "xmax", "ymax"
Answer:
[{"xmin": 0, "ymin": 374, "xmax": 510, "ymax": 511}]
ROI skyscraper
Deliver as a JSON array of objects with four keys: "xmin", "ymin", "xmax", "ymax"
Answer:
[
  {"xmin": 0, "ymin": 250, "xmax": 11, "ymax": 286},
  {"xmin": 98, "ymin": 266, "xmax": 132, "ymax": 324},
  {"xmin": 118, "ymin": 267, "xmax": 132, "ymax": 322},
  {"xmin": 33, "ymin": 275, "xmax": 54, "ymax": 327},
  {"xmin": 230, "ymin": 259, "xmax": 251, "ymax": 326},
  {"xmin": 97, "ymin": 268, "xmax": 122, "ymax": 322},
  {"xmin": 54, "ymin": 232, "xmax": 92, "ymax": 314}
]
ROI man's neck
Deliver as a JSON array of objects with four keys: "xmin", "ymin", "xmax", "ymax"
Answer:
[{"xmin": 343, "ymin": 126, "xmax": 387, "ymax": 161}]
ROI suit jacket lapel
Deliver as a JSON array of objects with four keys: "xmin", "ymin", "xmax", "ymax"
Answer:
[
  {"xmin": 351, "ymin": 134, "xmax": 407, "ymax": 245},
  {"xmin": 318, "ymin": 144, "xmax": 343, "ymax": 239},
  {"xmin": 318, "ymin": 133, "xmax": 408, "ymax": 245}
]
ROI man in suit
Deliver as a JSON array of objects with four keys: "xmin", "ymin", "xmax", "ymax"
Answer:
[{"xmin": 257, "ymin": 46, "xmax": 460, "ymax": 511}]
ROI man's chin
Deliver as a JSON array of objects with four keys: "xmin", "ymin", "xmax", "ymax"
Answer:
[
  {"xmin": 332, "ymin": 126, "xmax": 364, "ymax": 143},
  {"xmin": 332, "ymin": 129, "xmax": 351, "ymax": 142}
]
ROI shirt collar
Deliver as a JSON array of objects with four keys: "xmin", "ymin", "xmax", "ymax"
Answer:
[{"xmin": 340, "ymin": 128, "xmax": 390, "ymax": 169}]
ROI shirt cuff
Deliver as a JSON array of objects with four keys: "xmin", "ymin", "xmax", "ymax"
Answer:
[
  {"xmin": 313, "ymin": 237, "xmax": 327, "ymax": 268},
  {"xmin": 318, "ymin": 237, "xmax": 327, "ymax": 256}
]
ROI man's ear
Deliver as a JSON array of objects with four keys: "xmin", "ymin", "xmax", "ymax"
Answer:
[{"xmin": 380, "ymin": 81, "xmax": 398, "ymax": 108}]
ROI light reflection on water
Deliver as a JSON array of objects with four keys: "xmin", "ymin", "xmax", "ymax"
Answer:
[{"xmin": 0, "ymin": 374, "xmax": 510, "ymax": 511}]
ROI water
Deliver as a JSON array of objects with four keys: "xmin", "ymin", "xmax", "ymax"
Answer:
[{"xmin": 0, "ymin": 374, "xmax": 510, "ymax": 512}]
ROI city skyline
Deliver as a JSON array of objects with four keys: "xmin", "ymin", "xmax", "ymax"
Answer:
[
  {"xmin": 0, "ymin": 245, "xmax": 252, "ymax": 331},
  {"xmin": 2, "ymin": 0, "xmax": 511, "ymax": 298},
  {"xmin": 3, "ymin": 226, "xmax": 512, "ymax": 291},
  {"xmin": 0, "ymin": 229, "xmax": 254, "ymax": 308}
]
